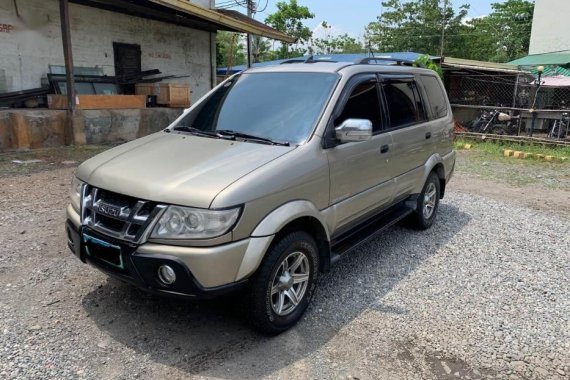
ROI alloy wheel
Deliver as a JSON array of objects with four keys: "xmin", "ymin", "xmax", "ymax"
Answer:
[{"xmin": 270, "ymin": 251, "xmax": 310, "ymax": 316}]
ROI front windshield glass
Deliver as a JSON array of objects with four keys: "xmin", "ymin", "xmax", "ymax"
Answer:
[{"xmin": 173, "ymin": 72, "xmax": 339, "ymax": 144}]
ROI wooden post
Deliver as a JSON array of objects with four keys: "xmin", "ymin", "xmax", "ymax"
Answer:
[
  {"xmin": 246, "ymin": 0, "xmax": 253, "ymax": 68},
  {"xmin": 59, "ymin": 0, "xmax": 76, "ymax": 145}
]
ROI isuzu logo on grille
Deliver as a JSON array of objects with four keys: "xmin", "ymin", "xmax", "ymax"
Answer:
[{"xmin": 97, "ymin": 202, "xmax": 122, "ymax": 218}]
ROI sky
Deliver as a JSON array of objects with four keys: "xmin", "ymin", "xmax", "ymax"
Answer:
[{"xmin": 217, "ymin": 0, "xmax": 498, "ymax": 39}]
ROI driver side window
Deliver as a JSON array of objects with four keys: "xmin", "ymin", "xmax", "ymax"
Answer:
[{"xmin": 335, "ymin": 80, "xmax": 383, "ymax": 133}]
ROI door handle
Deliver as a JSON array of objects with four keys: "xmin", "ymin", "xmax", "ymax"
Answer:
[
  {"xmin": 380, "ymin": 144, "xmax": 390, "ymax": 154},
  {"xmin": 425, "ymin": 132, "xmax": 432, "ymax": 139}
]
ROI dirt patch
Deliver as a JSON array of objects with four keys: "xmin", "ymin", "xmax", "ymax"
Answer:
[
  {"xmin": 0, "ymin": 145, "xmax": 113, "ymax": 178},
  {"xmin": 450, "ymin": 172, "xmax": 570, "ymax": 218}
]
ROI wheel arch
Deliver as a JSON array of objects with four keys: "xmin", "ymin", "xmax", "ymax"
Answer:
[
  {"xmin": 422, "ymin": 154, "xmax": 447, "ymax": 199},
  {"xmin": 251, "ymin": 200, "xmax": 332, "ymax": 273}
]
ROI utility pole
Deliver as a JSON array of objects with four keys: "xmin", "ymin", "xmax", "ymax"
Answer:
[
  {"xmin": 440, "ymin": 0, "xmax": 448, "ymax": 58},
  {"xmin": 247, "ymin": 0, "xmax": 254, "ymax": 68}
]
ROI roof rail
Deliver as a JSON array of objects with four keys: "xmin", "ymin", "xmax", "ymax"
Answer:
[
  {"xmin": 280, "ymin": 56, "xmax": 338, "ymax": 65},
  {"xmin": 280, "ymin": 59, "xmax": 306, "ymax": 64},
  {"xmin": 357, "ymin": 57, "xmax": 424, "ymax": 68}
]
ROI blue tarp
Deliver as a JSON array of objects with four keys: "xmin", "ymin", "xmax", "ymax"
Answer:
[{"xmin": 217, "ymin": 52, "xmax": 435, "ymax": 75}]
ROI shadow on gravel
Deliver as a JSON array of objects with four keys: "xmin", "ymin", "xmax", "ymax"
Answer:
[{"xmin": 82, "ymin": 203, "xmax": 470, "ymax": 378}]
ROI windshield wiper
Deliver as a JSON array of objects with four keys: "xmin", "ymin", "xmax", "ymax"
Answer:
[
  {"xmin": 216, "ymin": 130, "xmax": 290, "ymax": 146},
  {"xmin": 170, "ymin": 126, "xmax": 226, "ymax": 139}
]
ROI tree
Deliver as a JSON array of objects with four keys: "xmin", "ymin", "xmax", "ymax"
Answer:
[
  {"xmin": 252, "ymin": 36, "xmax": 273, "ymax": 63},
  {"xmin": 461, "ymin": 0, "xmax": 534, "ymax": 62},
  {"xmin": 365, "ymin": 0, "xmax": 469, "ymax": 57},
  {"xmin": 309, "ymin": 34, "xmax": 364, "ymax": 55},
  {"xmin": 309, "ymin": 22, "xmax": 365, "ymax": 55},
  {"xmin": 216, "ymin": 31, "xmax": 246, "ymax": 69},
  {"xmin": 265, "ymin": 0, "xmax": 315, "ymax": 59},
  {"xmin": 364, "ymin": 0, "xmax": 534, "ymax": 63}
]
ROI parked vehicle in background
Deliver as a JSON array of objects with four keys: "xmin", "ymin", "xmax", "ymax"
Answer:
[
  {"xmin": 467, "ymin": 108, "xmax": 522, "ymax": 135},
  {"xmin": 65, "ymin": 60, "xmax": 455, "ymax": 334},
  {"xmin": 547, "ymin": 112, "xmax": 569, "ymax": 139}
]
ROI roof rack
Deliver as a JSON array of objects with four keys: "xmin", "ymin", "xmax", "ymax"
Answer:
[
  {"xmin": 357, "ymin": 57, "xmax": 424, "ymax": 68},
  {"xmin": 280, "ymin": 58, "xmax": 307, "ymax": 64},
  {"xmin": 280, "ymin": 55, "xmax": 338, "ymax": 64}
]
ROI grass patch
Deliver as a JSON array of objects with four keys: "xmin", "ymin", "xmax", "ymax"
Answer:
[
  {"xmin": 454, "ymin": 139, "xmax": 570, "ymax": 190},
  {"xmin": 454, "ymin": 138, "xmax": 570, "ymax": 159}
]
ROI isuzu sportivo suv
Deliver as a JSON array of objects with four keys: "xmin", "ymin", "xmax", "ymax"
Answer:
[{"xmin": 66, "ymin": 58, "xmax": 455, "ymax": 334}]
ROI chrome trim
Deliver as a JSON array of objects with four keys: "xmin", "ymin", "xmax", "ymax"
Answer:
[{"xmin": 80, "ymin": 185, "xmax": 164, "ymax": 243}]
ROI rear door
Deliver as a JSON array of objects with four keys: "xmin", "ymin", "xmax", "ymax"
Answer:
[
  {"xmin": 325, "ymin": 74, "xmax": 395, "ymax": 230},
  {"xmin": 418, "ymin": 74, "xmax": 453, "ymax": 157},
  {"xmin": 381, "ymin": 75, "xmax": 431, "ymax": 198}
]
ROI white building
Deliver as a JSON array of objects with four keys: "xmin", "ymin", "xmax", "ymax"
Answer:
[
  {"xmin": 529, "ymin": 0, "xmax": 570, "ymax": 55},
  {"xmin": 0, "ymin": 0, "xmax": 292, "ymax": 98}
]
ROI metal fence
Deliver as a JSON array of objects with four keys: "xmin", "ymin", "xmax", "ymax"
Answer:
[
  {"xmin": 445, "ymin": 70, "xmax": 570, "ymax": 139},
  {"xmin": 445, "ymin": 72, "xmax": 570, "ymax": 110}
]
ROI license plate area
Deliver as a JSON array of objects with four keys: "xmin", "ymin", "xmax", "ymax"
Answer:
[{"xmin": 83, "ymin": 234, "xmax": 124, "ymax": 269}]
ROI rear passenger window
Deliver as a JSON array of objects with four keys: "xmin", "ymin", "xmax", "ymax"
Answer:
[
  {"xmin": 420, "ymin": 75, "xmax": 448, "ymax": 119},
  {"xmin": 383, "ymin": 81, "xmax": 426, "ymax": 128},
  {"xmin": 336, "ymin": 81, "xmax": 383, "ymax": 132}
]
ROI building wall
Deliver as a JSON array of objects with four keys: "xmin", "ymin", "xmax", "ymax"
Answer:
[
  {"xmin": 0, "ymin": 0, "xmax": 215, "ymax": 100},
  {"xmin": 529, "ymin": 0, "xmax": 570, "ymax": 55}
]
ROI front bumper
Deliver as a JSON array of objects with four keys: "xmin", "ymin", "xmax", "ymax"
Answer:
[{"xmin": 65, "ymin": 219, "xmax": 268, "ymax": 299}]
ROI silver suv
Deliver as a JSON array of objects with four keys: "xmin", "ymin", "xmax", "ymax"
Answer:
[{"xmin": 66, "ymin": 59, "xmax": 455, "ymax": 334}]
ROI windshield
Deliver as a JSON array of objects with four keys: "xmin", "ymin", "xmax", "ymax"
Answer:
[{"xmin": 173, "ymin": 72, "xmax": 339, "ymax": 145}]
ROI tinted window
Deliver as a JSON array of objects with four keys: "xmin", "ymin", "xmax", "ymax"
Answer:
[
  {"xmin": 175, "ymin": 72, "xmax": 338, "ymax": 144},
  {"xmin": 421, "ymin": 75, "xmax": 448, "ymax": 119},
  {"xmin": 336, "ymin": 81, "xmax": 383, "ymax": 132},
  {"xmin": 383, "ymin": 81, "xmax": 426, "ymax": 128}
]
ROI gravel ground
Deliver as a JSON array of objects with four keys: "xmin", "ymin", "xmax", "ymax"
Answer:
[{"xmin": 0, "ymin": 164, "xmax": 569, "ymax": 380}]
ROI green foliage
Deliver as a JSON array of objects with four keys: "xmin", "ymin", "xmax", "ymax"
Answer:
[
  {"xmin": 365, "ymin": 0, "xmax": 534, "ymax": 63},
  {"xmin": 252, "ymin": 36, "xmax": 273, "ymax": 63},
  {"xmin": 216, "ymin": 31, "xmax": 246, "ymax": 68},
  {"xmin": 309, "ymin": 23, "xmax": 365, "ymax": 55},
  {"xmin": 265, "ymin": 0, "xmax": 315, "ymax": 59},
  {"xmin": 461, "ymin": 0, "xmax": 534, "ymax": 62},
  {"xmin": 365, "ymin": 0, "xmax": 469, "ymax": 56},
  {"xmin": 415, "ymin": 54, "xmax": 443, "ymax": 78}
]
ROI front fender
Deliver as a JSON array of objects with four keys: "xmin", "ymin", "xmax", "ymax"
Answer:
[
  {"xmin": 251, "ymin": 200, "xmax": 330, "ymax": 240},
  {"xmin": 234, "ymin": 200, "xmax": 331, "ymax": 281}
]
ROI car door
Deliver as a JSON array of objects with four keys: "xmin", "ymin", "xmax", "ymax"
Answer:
[
  {"xmin": 418, "ymin": 74, "xmax": 453, "ymax": 157},
  {"xmin": 325, "ymin": 74, "xmax": 395, "ymax": 231},
  {"xmin": 381, "ymin": 75, "xmax": 431, "ymax": 199}
]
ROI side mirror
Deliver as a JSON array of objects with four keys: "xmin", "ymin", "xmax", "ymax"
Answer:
[{"xmin": 335, "ymin": 119, "xmax": 373, "ymax": 143}]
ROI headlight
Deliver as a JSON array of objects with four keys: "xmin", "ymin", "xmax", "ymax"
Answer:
[
  {"xmin": 151, "ymin": 206, "xmax": 241, "ymax": 240},
  {"xmin": 69, "ymin": 176, "xmax": 84, "ymax": 212}
]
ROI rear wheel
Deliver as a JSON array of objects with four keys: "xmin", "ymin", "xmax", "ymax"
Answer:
[
  {"xmin": 248, "ymin": 231, "xmax": 319, "ymax": 335},
  {"xmin": 407, "ymin": 172, "xmax": 440, "ymax": 230}
]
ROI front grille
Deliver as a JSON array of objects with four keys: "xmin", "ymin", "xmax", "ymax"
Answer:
[{"xmin": 81, "ymin": 185, "xmax": 166, "ymax": 242}]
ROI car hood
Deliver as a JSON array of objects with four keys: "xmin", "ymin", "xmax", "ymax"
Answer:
[{"xmin": 76, "ymin": 132, "xmax": 295, "ymax": 208}]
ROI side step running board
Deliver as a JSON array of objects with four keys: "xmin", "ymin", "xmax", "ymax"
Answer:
[{"xmin": 330, "ymin": 205, "xmax": 414, "ymax": 264}]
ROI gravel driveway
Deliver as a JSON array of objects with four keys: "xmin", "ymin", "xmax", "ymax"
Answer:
[{"xmin": 0, "ymin": 163, "xmax": 569, "ymax": 380}]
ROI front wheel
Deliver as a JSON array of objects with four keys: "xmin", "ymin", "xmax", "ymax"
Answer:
[
  {"xmin": 247, "ymin": 231, "xmax": 319, "ymax": 335},
  {"xmin": 406, "ymin": 172, "xmax": 441, "ymax": 230}
]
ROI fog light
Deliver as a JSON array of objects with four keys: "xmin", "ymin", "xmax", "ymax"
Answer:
[{"xmin": 157, "ymin": 265, "xmax": 176, "ymax": 285}]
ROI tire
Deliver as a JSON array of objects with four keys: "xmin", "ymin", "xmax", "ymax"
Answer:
[
  {"xmin": 407, "ymin": 171, "xmax": 441, "ymax": 230},
  {"xmin": 247, "ymin": 231, "xmax": 319, "ymax": 335}
]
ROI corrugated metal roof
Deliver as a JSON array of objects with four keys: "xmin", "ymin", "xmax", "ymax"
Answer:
[
  {"xmin": 147, "ymin": 0, "xmax": 296, "ymax": 43},
  {"xmin": 442, "ymin": 57, "xmax": 522, "ymax": 73},
  {"xmin": 508, "ymin": 50, "xmax": 570, "ymax": 66},
  {"xmin": 532, "ymin": 75, "xmax": 570, "ymax": 87},
  {"xmin": 530, "ymin": 66, "xmax": 570, "ymax": 77}
]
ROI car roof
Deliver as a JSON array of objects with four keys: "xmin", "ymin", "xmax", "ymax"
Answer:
[{"xmin": 244, "ymin": 62, "xmax": 436, "ymax": 76}]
